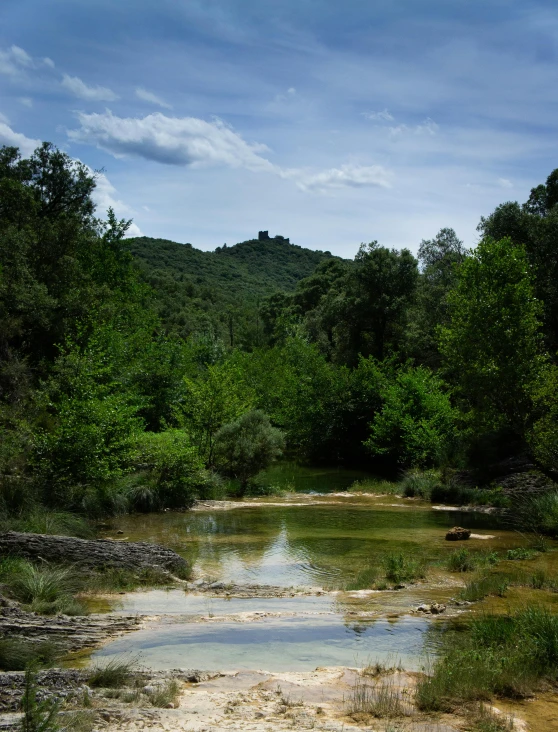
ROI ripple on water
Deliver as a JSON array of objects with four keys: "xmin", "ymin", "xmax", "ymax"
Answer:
[{"xmin": 91, "ymin": 614, "xmax": 434, "ymax": 672}]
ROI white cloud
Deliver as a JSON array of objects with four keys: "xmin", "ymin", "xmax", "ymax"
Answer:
[
  {"xmin": 291, "ymin": 163, "xmax": 393, "ymax": 193},
  {"xmin": 18, "ymin": 97, "xmax": 33, "ymax": 108},
  {"xmin": 389, "ymin": 118, "xmax": 439, "ymax": 137},
  {"xmin": 43, "ymin": 57, "xmax": 55, "ymax": 68},
  {"xmin": 81, "ymin": 166, "xmax": 142, "ymax": 237},
  {"xmin": 0, "ymin": 45, "xmax": 33, "ymax": 76},
  {"xmin": 498, "ymin": 177, "xmax": 513, "ymax": 188},
  {"xmin": 135, "ymin": 87, "xmax": 172, "ymax": 109},
  {"xmin": 363, "ymin": 109, "xmax": 394, "ymax": 122},
  {"xmin": 0, "ymin": 112, "xmax": 10, "ymax": 124},
  {"xmin": 0, "ymin": 122, "xmax": 40, "ymax": 156},
  {"xmin": 61, "ymin": 74, "xmax": 118, "ymax": 102},
  {"xmin": 287, "ymin": 87, "xmax": 296, "ymax": 95},
  {"xmin": 10, "ymin": 45, "xmax": 33, "ymax": 68},
  {"xmin": 69, "ymin": 110, "xmax": 275, "ymax": 172}
]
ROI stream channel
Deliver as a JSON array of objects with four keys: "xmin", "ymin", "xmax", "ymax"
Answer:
[{"xmin": 88, "ymin": 464, "xmax": 546, "ymax": 674}]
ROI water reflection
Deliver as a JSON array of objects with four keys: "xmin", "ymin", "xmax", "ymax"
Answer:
[{"xmin": 111, "ymin": 501, "xmax": 513, "ymax": 589}]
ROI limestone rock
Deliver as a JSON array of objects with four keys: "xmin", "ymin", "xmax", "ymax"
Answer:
[{"xmin": 445, "ymin": 526, "xmax": 471, "ymax": 541}]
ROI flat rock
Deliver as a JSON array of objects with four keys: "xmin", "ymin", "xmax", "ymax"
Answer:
[{"xmin": 0, "ymin": 531, "xmax": 188, "ymax": 573}]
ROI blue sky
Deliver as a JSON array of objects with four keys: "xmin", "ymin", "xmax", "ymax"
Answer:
[{"xmin": 0, "ymin": 0, "xmax": 556, "ymax": 256}]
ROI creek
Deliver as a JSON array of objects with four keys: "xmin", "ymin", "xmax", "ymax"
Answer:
[{"xmin": 90, "ymin": 465, "xmax": 552, "ymax": 673}]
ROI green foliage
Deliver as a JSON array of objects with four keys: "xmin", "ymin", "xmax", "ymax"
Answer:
[
  {"xmin": 0, "ymin": 639, "xmax": 60, "ymax": 671},
  {"xmin": 382, "ymin": 552, "xmax": 425, "ymax": 585},
  {"xmin": 517, "ymin": 490, "xmax": 558, "ymax": 537},
  {"xmin": 429, "ymin": 484, "xmax": 510, "ymax": 508},
  {"xmin": 127, "ymin": 429, "xmax": 217, "ymax": 509},
  {"xmin": 7, "ymin": 562, "xmax": 85, "ymax": 615},
  {"xmin": 528, "ymin": 363, "xmax": 558, "ymax": 472},
  {"xmin": 365, "ymin": 366, "xmax": 457, "ymax": 468},
  {"xmin": 20, "ymin": 665, "xmax": 60, "ymax": 732},
  {"xmin": 399, "ymin": 469, "xmax": 441, "ymax": 498},
  {"xmin": 88, "ymin": 657, "xmax": 137, "ymax": 688},
  {"xmin": 214, "ymin": 410, "xmax": 285, "ymax": 491},
  {"xmin": 439, "ymin": 236, "xmax": 544, "ymax": 432},
  {"xmin": 130, "ymin": 235, "xmax": 333, "ymax": 345},
  {"xmin": 460, "ymin": 573, "xmax": 509, "ymax": 602},
  {"xmin": 416, "ymin": 607, "xmax": 558, "ymax": 711},
  {"xmin": 181, "ymin": 360, "xmax": 255, "ymax": 463},
  {"xmin": 447, "ymin": 548, "xmax": 476, "ymax": 572}
]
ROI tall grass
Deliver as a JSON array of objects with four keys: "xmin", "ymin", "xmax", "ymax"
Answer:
[
  {"xmin": 416, "ymin": 606, "xmax": 558, "ymax": 711},
  {"xmin": 0, "ymin": 638, "xmax": 60, "ymax": 671},
  {"xmin": 447, "ymin": 548, "xmax": 476, "ymax": 572},
  {"xmin": 2, "ymin": 560, "xmax": 86, "ymax": 615},
  {"xmin": 383, "ymin": 552, "xmax": 426, "ymax": 585},
  {"xmin": 400, "ymin": 469, "xmax": 440, "ymax": 499},
  {"xmin": 0, "ymin": 509, "xmax": 92, "ymax": 538},
  {"xmin": 460, "ymin": 573, "xmax": 509, "ymax": 602},
  {"xmin": 346, "ymin": 675, "xmax": 406, "ymax": 718},
  {"xmin": 88, "ymin": 656, "xmax": 137, "ymax": 688}
]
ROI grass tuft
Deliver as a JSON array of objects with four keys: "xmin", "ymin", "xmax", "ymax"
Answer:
[
  {"xmin": 447, "ymin": 548, "xmax": 476, "ymax": 573},
  {"xmin": 383, "ymin": 552, "xmax": 426, "ymax": 585},
  {"xmin": 460, "ymin": 573, "xmax": 509, "ymax": 602},
  {"xmin": 147, "ymin": 679, "xmax": 181, "ymax": 708},
  {"xmin": 88, "ymin": 656, "xmax": 137, "ymax": 688}
]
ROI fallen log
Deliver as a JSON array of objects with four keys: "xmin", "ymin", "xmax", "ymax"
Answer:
[{"xmin": 0, "ymin": 531, "xmax": 188, "ymax": 573}]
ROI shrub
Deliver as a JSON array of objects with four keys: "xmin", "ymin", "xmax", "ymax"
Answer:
[
  {"xmin": 518, "ymin": 491, "xmax": 558, "ymax": 537},
  {"xmin": 128, "ymin": 430, "xmax": 218, "ymax": 510},
  {"xmin": 506, "ymin": 548, "xmax": 533, "ymax": 561},
  {"xmin": 6, "ymin": 562, "xmax": 85, "ymax": 615},
  {"xmin": 214, "ymin": 410, "xmax": 285, "ymax": 492}
]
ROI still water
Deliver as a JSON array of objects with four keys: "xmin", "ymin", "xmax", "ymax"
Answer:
[{"xmin": 93, "ymin": 467, "xmax": 531, "ymax": 672}]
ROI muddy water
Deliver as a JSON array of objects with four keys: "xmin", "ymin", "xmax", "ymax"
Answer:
[{"xmin": 91, "ymin": 485, "xmax": 554, "ymax": 673}]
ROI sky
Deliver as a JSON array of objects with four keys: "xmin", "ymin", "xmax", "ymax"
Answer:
[{"xmin": 0, "ymin": 0, "xmax": 557, "ymax": 257}]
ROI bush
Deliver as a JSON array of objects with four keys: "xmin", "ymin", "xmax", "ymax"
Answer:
[
  {"xmin": 214, "ymin": 410, "xmax": 285, "ymax": 492},
  {"xmin": 365, "ymin": 366, "xmax": 457, "ymax": 468},
  {"xmin": 128, "ymin": 430, "xmax": 218, "ymax": 510},
  {"xmin": 518, "ymin": 491, "xmax": 558, "ymax": 537},
  {"xmin": 4, "ymin": 561, "xmax": 85, "ymax": 615},
  {"xmin": 430, "ymin": 483, "xmax": 510, "ymax": 507}
]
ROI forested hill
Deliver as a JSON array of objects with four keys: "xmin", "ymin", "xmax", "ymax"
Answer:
[{"xmin": 129, "ymin": 234, "xmax": 338, "ymax": 344}]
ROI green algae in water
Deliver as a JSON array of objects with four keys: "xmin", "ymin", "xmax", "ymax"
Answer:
[{"xmin": 110, "ymin": 500, "xmax": 516, "ymax": 590}]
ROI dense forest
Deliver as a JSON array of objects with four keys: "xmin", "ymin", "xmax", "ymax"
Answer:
[{"xmin": 1, "ymin": 142, "xmax": 558, "ymax": 531}]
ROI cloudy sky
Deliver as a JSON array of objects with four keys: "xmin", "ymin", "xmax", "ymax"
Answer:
[{"xmin": 0, "ymin": 0, "xmax": 556, "ymax": 256}]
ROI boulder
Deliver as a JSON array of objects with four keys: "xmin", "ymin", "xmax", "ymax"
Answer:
[
  {"xmin": 445, "ymin": 526, "xmax": 471, "ymax": 541},
  {"xmin": 0, "ymin": 531, "xmax": 188, "ymax": 573}
]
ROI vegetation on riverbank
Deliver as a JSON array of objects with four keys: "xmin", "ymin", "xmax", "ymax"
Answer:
[
  {"xmin": 417, "ymin": 606, "xmax": 558, "ymax": 711},
  {"xmin": 1, "ymin": 143, "xmax": 558, "ymax": 562}
]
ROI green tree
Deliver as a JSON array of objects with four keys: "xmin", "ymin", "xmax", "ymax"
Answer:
[
  {"xmin": 214, "ymin": 410, "xmax": 285, "ymax": 492},
  {"xmin": 479, "ymin": 169, "xmax": 558, "ymax": 350},
  {"xmin": 181, "ymin": 360, "xmax": 255, "ymax": 463},
  {"xmin": 365, "ymin": 365, "xmax": 457, "ymax": 467},
  {"xmin": 439, "ymin": 237, "xmax": 544, "ymax": 432},
  {"xmin": 407, "ymin": 228, "xmax": 466, "ymax": 366}
]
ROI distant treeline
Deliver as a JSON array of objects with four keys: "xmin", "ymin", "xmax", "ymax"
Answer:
[{"xmin": 1, "ymin": 142, "xmax": 558, "ymax": 523}]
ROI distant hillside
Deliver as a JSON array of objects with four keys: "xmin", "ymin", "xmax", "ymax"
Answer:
[{"xmin": 129, "ymin": 233, "xmax": 337, "ymax": 346}]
